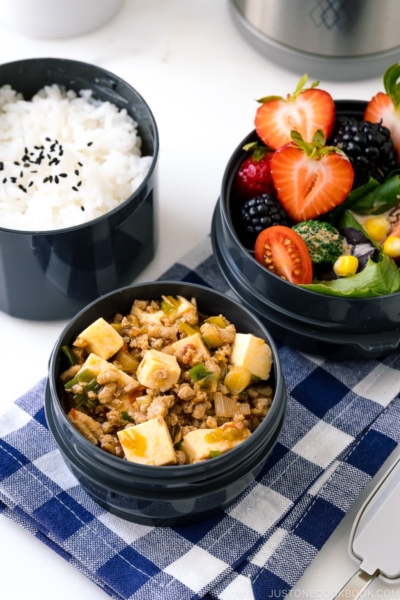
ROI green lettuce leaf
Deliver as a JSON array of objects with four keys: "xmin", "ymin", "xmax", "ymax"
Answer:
[{"xmin": 300, "ymin": 254, "xmax": 400, "ymax": 298}]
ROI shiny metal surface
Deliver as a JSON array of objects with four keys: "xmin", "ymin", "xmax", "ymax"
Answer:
[{"xmin": 233, "ymin": 0, "xmax": 400, "ymax": 57}]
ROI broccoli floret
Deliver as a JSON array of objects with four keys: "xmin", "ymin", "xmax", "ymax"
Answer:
[{"xmin": 293, "ymin": 221, "xmax": 344, "ymax": 264}]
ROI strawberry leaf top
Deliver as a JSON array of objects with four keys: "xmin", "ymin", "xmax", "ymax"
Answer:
[
  {"xmin": 242, "ymin": 141, "xmax": 272, "ymax": 162},
  {"xmin": 383, "ymin": 62, "xmax": 400, "ymax": 108},
  {"xmin": 290, "ymin": 130, "xmax": 349, "ymax": 160},
  {"xmin": 257, "ymin": 73, "xmax": 320, "ymax": 104}
]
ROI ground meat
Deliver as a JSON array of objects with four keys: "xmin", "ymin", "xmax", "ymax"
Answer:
[
  {"xmin": 106, "ymin": 409, "xmax": 126, "ymax": 428},
  {"xmin": 147, "ymin": 324, "xmax": 178, "ymax": 340},
  {"xmin": 98, "ymin": 383, "xmax": 117, "ymax": 404},
  {"xmin": 60, "ymin": 364, "xmax": 80, "ymax": 384},
  {"xmin": 100, "ymin": 434, "xmax": 124, "ymax": 457},
  {"xmin": 97, "ymin": 370, "xmax": 119, "ymax": 385},
  {"xmin": 147, "ymin": 395, "xmax": 175, "ymax": 420},
  {"xmin": 175, "ymin": 450, "xmax": 187, "ymax": 465},
  {"xmin": 67, "ymin": 409, "xmax": 103, "ymax": 445},
  {"xmin": 192, "ymin": 403, "xmax": 207, "ymax": 420},
  {"xmin": 177, "ymin": 383, "xmax": 195, "ymax": 400}
]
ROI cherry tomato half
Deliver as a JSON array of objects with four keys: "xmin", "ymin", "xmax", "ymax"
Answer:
[{"xmin": 254, "ymin": 225, "xmax": 313, "ymax": 284}]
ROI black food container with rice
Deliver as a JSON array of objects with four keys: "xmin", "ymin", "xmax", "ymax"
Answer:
[
  {"xmin": 211, "ymin": 100, "xmax": 400, "ymax": 360},
  {"xmin": 0, "ymin": 58, "xmax": 158, "ymax": 320},
  {"xmin": 45, "ymin": 281, "xmax": 287, "ymax": 527}
]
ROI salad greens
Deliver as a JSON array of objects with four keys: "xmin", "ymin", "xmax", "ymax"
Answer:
[
  {"xmin": 330, "ymin": 175, "xmax": 400, "ymax": 223},
  {"xmin": 300, "ymin": 254, "xmax": 400, "ymax": 298}
]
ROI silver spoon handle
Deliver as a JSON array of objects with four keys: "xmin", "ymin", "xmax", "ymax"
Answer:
[{"xmin": 335, "ymin": 569, "xmax": 378, "ymax": 600}]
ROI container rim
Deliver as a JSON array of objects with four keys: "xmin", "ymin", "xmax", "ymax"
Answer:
[
  {"xmin": 48, "ymin": 280, "xmax": 286, "ymax": 481},
  {"xmin": 220, "ymin": 98, "xmax": 400, "ymax": 303},
  {"xmin": 0, "ymin": 57, "xmax": 159, "ymax": 236}
]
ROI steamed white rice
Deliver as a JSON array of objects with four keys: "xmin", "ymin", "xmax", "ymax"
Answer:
[{"xmin": 0, "ymin": 84, "xmax": 153, "ymax": 231}]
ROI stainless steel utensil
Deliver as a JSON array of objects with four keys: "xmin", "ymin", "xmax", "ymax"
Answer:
[{"xmin": 335, "ymin": 455, "xmax": 400, "ymax": 598}]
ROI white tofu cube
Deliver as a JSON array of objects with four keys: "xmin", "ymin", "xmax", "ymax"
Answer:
[
  {"xmin": 161, "ymin": 295, "xmax": 198, "ymax": 323},
  {"xmin": 117, "ymin": 417, "xmax": 176, "ymax": 466},
  {"xmin": 79, "ymin": 353, "xmax": 139, "ymax": 389},
  {"xmin": 136, "ymin": 349, "xmax": 181, "ymax": 391},
  {"xmin": 230, "ymin": 333, "xmax": 272, "ymax": 380},
  {"xmin": 181, "ymin": 423, "xmax": 250, "ymax": 463},
  {"xmin": 75, "ymin": 318, "xmax": 123, "ymax": 360},
  {"xmin": 167, "ymin": 333, "xmax": 210, "ymax": 360}
]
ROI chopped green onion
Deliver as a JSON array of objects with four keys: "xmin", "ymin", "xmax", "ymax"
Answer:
[
  {"xmin": 174, "ymin": 441, "xmax": 182, "ymax": 450},
  {"xmin": 208, "ymin": 450, "xmax": 221, "ymax": 459},
  {"xmin": 64, "ymin": 368, "xmax": 95, "ymax": 390},
  {"xmin": 61, "ymin": 345, "xmax": 76, "ymax": 366},
  {"xmin": 250, "ymin": 375, "xmax": 261, "ymax": 384},
  {"xmin": 122, "ymin": 411, "xmax": 134, "ymax": 422},
  {"xmin": 189, "ymin": 363, "xmax": 212, "ymax": 382}
]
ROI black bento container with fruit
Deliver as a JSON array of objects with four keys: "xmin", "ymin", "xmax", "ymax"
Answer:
[
  {"xmin": 46, "ymin": 281, "xmax": 287, "ymax": 527},
  {"xmin": 212, "ymin": 100, "xmax": 400, "ymax": 359},
  {"xmin": 0, "ymin": 58, "xmax": 158, "ymax": 320}
]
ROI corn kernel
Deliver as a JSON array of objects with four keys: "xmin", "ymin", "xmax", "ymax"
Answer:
[
  {"xmin": 382, "ymin": 235, "xmax": 400, "ymax": 259},
  {"xmin": 333, "ymin": 255, "xmax": 359, "ymax": 277},
  {"xmin": 364, "ymin": 216, "xmax": 390, "ymax": 243}
]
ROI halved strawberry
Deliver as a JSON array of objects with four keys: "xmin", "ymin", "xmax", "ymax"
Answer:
[
  {"xmin": 255, "ymin": 74, "xmax": 335, "ymax": 151},
  {"xmin": 270, "ymin": 130, "xmax": 354, "ymax": 222},
  {"xmin": 234, "ymin": 141, "xmax": 275, "ymax": 201},
  {"xmin": 364, "ymin": 64, "xmax": 400, "ymax": 163}
]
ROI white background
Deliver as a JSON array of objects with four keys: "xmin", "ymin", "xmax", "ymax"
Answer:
[{"xmin": 1, "ymin": 1, "xmax": 399, "ymax": 598}]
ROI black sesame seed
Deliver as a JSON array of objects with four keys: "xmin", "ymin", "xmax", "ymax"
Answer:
[
  {"xmin": 75, "ymin": 170, "xmax": 79, "ymax": 176},
  {"xmin": 28, "ymin": 181, "xmax": 34, "ymax": 187},
  {"xmin": 21, "ymin": 155, "xmax": 29, "ymax": 162},
  {"xmin": 47, "ymin": 154, "xmax": 51, "ymax": 160},
  {"xmin": 59, "ymin": 173, "xmax": 67, "ymax": 178},
  {"xmin": 0, "ymin": 162, "xmax": 3, "ymax": 171},
  {"xmin": 72, "ymin": 186, "xmax": 78, "ymax": 191},
  {"xmin": 11, "ymin": 177, "xmax": 17, "ymax": 183},
  {"xmin": 31, "ymin": 170, "xmax": 38, "ymax": 173},
  {"xmin": 14, "ymin": 161, "xmax": 20, "ymax": 166},
  {"xmin": 43, "ymin": 177, "xmax": 49, "ymax": 183},
  {"xmin": 59, "ymin": 150, "xmax": 64, "ymax": 156},
  {"xmin": 87, "ymin": 142, "xmax": 93, "ymax": 146},
  {"xmin": 20, "ymin": 171, "xmax": 23, "ymax": 177},
  {"xmin": 24, "ymin": 163, "xmax": 30, "ymax": 168},
  {"xmin": 45, "ymin": 137, "xmax": 51, "ymax": 142},
  {"xmin": 50, "ymin": 144, "xmax": 56, "ymax": 152},
  {"xmin": 80, "ymin": 206, "xmax": 85, "ymax": 211},
  {"xmin": 49, "ymin": 175, "xmax": 53, "ymax": 183},
  {"xmin": 78, "ymin": 162, "xmax": 83, "ymax": 167},
  {"xmin": 30, "ymin": 152, "xmax": 34, "ymax": 156},
  {"xmin": 24, "ymin": 147, "xmax": 28, "ymax": 154},
  {"xmin": 77, "ymin": 181, "xmax": 82, "ymax": 187},
  {"xmin": 2, "ymin": 178, "xmax": 6, "ymax": 183},
  {"xmin": 55, "ymin": 175, "xmax": 59, "ymax": 184},
  {"xmin": 34, "ymin": 146, "xmax": 40, "ymax": 150},
  {"xmin": 55, "ymin": 140, "xmax": 59, "ymax": 145},
  {"xmin": 18, "ymin": 185, "xmax": 27, "ymax": 193}
]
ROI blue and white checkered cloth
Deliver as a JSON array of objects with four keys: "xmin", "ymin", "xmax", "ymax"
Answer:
[{"xmin": 1, "ymin": 236, "xmax": 400, "ymax": 600}]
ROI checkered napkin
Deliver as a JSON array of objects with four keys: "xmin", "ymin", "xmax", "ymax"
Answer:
[{"xmin": 2, "ymin": 237, "xmax": 400, "ymax": 600}]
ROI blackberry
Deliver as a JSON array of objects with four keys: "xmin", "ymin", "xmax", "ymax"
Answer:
[
  {"xmin": 330, "ymin": 116, "xmax": 397, "ymax": 187},
  {"xmin": 236, "ymin": 194, "xmax": 293, "ymax": 248}
]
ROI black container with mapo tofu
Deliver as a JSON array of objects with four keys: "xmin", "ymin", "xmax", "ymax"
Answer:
[{"xmin": 46, "ymin": 281, "xmax": 287, "ymax": 526}]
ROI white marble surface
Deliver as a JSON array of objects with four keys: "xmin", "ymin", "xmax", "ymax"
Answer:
[{"xmin": 0, "ymin": 1, "xmax": 399, "ymax": 598}]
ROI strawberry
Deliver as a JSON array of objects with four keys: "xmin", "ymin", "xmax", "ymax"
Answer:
[
  {"xmin": 270, "ymin": 130, "xmax": 354, "ymax": 222},
  {"xmin": 364, "ymin": 64, "xmax": 400, "ymax": 163},
  {"xmin": 234, "ymin": 142, "xmax": 275, "ymax": 201},
  {"xmin": 255, "ymin": 74, "xmax": 335, "ymax": 151}
]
